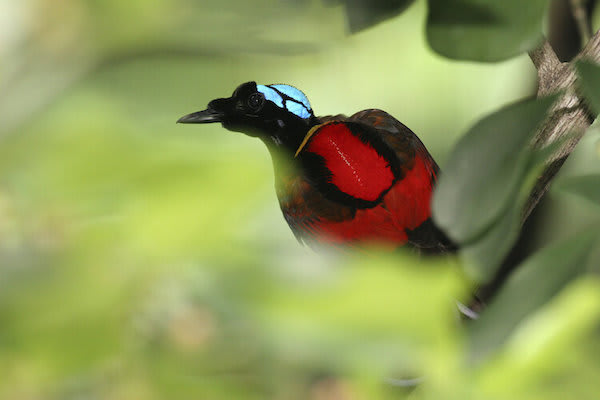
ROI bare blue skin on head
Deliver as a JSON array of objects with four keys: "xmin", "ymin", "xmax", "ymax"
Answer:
[{"xmin": 257, "ymin": 84, "xmax": 313, "ymax": 119}]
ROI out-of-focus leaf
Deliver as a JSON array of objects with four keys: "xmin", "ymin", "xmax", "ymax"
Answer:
[
  {"xmin": 577, "ymin": 60, "xmax": 600, "ymax": 115},
  {"xmin": 459, "ymin": 136, "xmax": 573, "ymax": 280},
  {"xmin": 433, "ymin": 94, "xmax": 557, "ymax": 245},
  {"xmin": 256, "ymin": 252, "xmax": 463, "ymax": 347},
  {"xmin": 468, "ymin": 227, "xmax": 600, "ymax": 363},
  {"xmin": 459, "ymin": 187, "xmax": 525, "ymax": 280},
  {"xmin": 508, "ymin": 278, "xmax": 600, "ymax": 361},
  {"xmin": 475, "ymin": 278, "xmax": 600, "ymax": 395},
  {"xmin": 336, "ymin": 0, "xmax": 416, "ymax": 32},
  {"xmin": 556, "ymin": 174, "xmax": 600, "ymax": 206},
  {"xmin": 426, "ymin": 0, "xmax": 549, "ymax": 61}
]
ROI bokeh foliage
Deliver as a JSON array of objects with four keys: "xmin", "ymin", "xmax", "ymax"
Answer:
[{"xmin": 1, "ymin": 1, "xmax": 600, "ymax": 399}]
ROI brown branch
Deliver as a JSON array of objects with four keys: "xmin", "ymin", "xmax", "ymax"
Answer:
[{"xmin": 522, "ymin": 31, "xmax": 600, "ymax": 221}]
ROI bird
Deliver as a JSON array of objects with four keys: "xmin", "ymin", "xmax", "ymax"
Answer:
[{"xmin": 178, "ymin": 82, "xmax": 454, "ymax": 253}]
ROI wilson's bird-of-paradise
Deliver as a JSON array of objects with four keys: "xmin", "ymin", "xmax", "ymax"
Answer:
[{"xmin": 178, "ymin": 82, "xmax": 453, "ymax": 253}]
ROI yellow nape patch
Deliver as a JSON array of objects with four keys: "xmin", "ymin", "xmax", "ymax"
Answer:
[{"xmin": 295, "ymin": 122, "xmax": 335, "ymax": 158}]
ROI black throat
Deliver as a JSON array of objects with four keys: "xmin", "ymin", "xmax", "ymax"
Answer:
[
  {"xmin": 260, "ymin": 114, "xmax": 320, "ymax": 156},
  {"xmin": 259, "ymin": 115, "xmax": 320, "ymax": 185}
]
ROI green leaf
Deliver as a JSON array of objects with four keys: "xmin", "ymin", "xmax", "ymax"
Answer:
[
  {"xmin": 433, "ymin": 94, "xmax": 557, "ymax": 245},
  {"xmin": 340, "ymin": 0, "xmax": 416, "ymax": 32},
  {"xmin": 426, "ymin": 0, "xmax": 549, "ymax": 62},
  {"xmin": 556, "ymin": 174, "xmax": 600, "ymax": 206},
  {"xmin": 576, "ymin": 60, "xmax": 600, "ymax": 115},
  {"xmin": 458, "ymin": 136, "xmax": 570, "ymax": 281},
  {"xmin": 468, "ymin": 227, "xmax": 600, "ymax": 363},
  {"xmin": 460, "ymin": 187, "xmax": 525, "ymax": 281}
]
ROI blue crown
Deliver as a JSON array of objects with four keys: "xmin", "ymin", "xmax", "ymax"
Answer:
[{"xmin": 257, "ymin": 84, "xmax": 313, "ymax": 119}]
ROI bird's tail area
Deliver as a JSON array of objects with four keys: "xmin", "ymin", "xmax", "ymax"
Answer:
[{"xmin": 406, "ymin": 218, "xmax": 458, "ymax": 254}]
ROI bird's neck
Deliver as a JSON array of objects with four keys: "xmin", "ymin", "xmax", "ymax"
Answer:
[
  {"xmin": 260, "ymin": 117, "xmax": 318, "ymax": 183},
  {"xmin": 265, "ymin": 116, "xmax": 317, "ymax": 151}
]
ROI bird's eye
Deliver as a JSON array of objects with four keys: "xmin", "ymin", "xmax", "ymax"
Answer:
[{"xmin": 247, "ymin": 93, "xmax": 264, "ymax": 110}]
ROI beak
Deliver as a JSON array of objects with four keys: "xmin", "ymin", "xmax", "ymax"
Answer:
[{"xmin": 177, "ymin": 108, "xmax": 223, "ymax": 124}]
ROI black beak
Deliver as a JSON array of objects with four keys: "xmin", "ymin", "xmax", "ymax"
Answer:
[{"xmin": 177, "ymin": 108, "xmax": 223, "ymax": 124}]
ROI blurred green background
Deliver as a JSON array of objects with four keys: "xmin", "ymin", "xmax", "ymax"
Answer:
[{"xmin": 1, "ymin": 1, "xmax": 600, "ymax": 399}]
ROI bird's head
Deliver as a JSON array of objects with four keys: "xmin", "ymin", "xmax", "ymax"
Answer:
[{"xmin": 178, "ymin": 81, "xmax": 317, "ymax": 150}]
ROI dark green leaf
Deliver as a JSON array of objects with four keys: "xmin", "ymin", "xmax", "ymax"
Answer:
[
  {"xmin": 576, "ymin": 61, "xmax": 600, "ymax": 115},
  {"xmin": 460, "ymin": 149, "xmax": 553, "ymax": 281},
  {"xmin": 339, "ymin": 0, "xmax": 416, "ymax": 32},
  {"xmin": 556, "ymin": 174, "xmax": 600, "ymax": 206},
  {"xmin": 426, "ymin": 0, "xmax": 549, "ymax": 61},
  {"xmin": 460, "ymin": 187, "xmax": 525, "ymax": 281},
  {"xmin": 468, "ymin": 227, "xmax": 600, "ymax": 363},
  {"xmin": 433, "ymin": 94, "xmax": 557, "ymax": 245}
]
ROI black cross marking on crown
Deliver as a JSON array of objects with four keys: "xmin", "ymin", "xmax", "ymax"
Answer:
[{"xmin": 267, "ymin": 84, "xmax": 314, "ymax": 117}]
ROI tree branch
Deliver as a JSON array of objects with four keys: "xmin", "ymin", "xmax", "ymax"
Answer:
[{"xmin": 522, "ymin": 31, "xmax": 600, "ymax": 221}]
